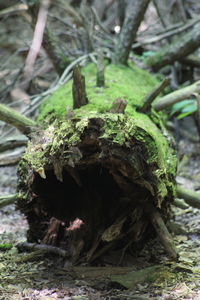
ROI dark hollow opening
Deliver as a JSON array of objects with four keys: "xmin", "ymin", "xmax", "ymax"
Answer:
[{"xmin": 31, "ymin": 165, "xmax": 129, "ymax": 228}]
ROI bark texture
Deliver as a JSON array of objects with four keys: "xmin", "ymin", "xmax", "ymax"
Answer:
[{"xmin": 113, "ymin": 0, "xmax": 150, "ymax": 65}]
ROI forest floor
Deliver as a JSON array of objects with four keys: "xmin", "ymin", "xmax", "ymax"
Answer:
[{"xmin": 0, "ymin": 139, "xmax": 200, "ymax": 300}]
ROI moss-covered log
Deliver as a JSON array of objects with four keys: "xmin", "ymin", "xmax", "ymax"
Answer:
[{"xmin": 17, "ymin": 63, "xmax": 178, "ymax": 264}]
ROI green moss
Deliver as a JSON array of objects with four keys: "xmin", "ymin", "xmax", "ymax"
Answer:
[
  {"xmin": 37, "ymin": 63, "xmax": 159, "ymax": 122},
  {"xmin": 22, "ymin": 63, "xmax": 176, "ymax": 205}
]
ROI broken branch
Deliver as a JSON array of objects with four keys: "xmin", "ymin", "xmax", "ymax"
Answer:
[{"xmin": 0, "ymin": 103, "xmax": 37, "ymax": 135}]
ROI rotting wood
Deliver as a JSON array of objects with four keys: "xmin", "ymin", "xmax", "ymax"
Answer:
[
  {"xmin": 109, "ymin": 98, "xmax": 127, "ymax": 113},
  {"xmin": 72, "ymin": 65, "xmax": 88, "ymax": 109},
  {"xmin": 144, "ymin": 202, "xmax": 178, "ymax": 260},
  {"xmin": 17, "ymin": 63, "xmax": 177, "ymax": 264}
]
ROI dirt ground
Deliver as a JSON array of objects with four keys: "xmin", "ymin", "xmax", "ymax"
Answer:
[{"xmin": 0, "ymin": 137, "xmax": 200, "ymax": 300}]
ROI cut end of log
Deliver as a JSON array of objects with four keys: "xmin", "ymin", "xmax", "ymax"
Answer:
[{"xmin": 17, "ymin": 114, "xmax": 176, "ymax": 264}]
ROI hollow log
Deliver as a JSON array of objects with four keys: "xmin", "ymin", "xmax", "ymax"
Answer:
[{"xmin": 17, "ymin": 63, "xmax": 178, "ymax": 264}]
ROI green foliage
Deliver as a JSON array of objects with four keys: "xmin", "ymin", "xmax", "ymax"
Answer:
[{"xmin": 170, "ymin": 99, "xmax": 197, "ymax": 120}]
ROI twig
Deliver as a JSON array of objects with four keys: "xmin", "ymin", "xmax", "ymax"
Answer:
[
  {"xmin": 144, "ymin": 202, "xmax": 178, "ymax": 260},
  {"xmin": 174, "ymin": 198, "xmax": 189, "ymax": 209},
  {"xmin": 177, "ymin": 185, "xmax": 200, "ymax": 209},
  {"xmin": 0, "ymin": 4, "xmax": 27, "ymax": 17},
  {"xmin": 0, "ymin": 150, "xmax": 24, "ymax": 166},
  {"xmin": 133, "ymin": 16, "xmax": 200, "ymax": 49},
  {"xmin": 153, "ymin": 80, "xmax": 200, "ymax": 111},
  {"xmin": 16, "ymin": 242, "xmax": 68, "ymax": 257},
  {"xmin": 22, "ymin": 0, "xmax": 50, "ymax": 90},
  {"xmin": 0, "ymin": 194, "xmax": 17, "ymax": 209},
  {"xmin": 139, "ymin": 78, "xmax": 169, "ymax": 113},
  {"xmin": 0, "ymin": 136, "xmax": 27, "ymax": 152},
  {"xmin": 0, "ymin": 103, "xmax": 37, "ymax": 135}
]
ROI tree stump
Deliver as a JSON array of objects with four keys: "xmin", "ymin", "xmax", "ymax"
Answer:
[{"xmin": 17, "ymin": 63, "xmax": 178, "ymax": 264}]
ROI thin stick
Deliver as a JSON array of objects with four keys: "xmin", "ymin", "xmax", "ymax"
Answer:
[
  {"xmin": 144, "ymin": 203, "xmax": 178, "ymax": 260},
  {"xmin": 177, "ymin": 186, "xmax": 200, "ymax": 209},
  {"xmin": 0, "ymin": 194, "xmax": 17, "ymax": 209},
  {"xmin": 22, "ymin": 0, "xmax": 50, "ymax": 90},
  {"xmin": 139, "ymin": 78, "xmax": 169, "ymax": 113},
  {"xmin": 153, "ymin": 80, "xmax": 200, "ymax": 111},
  {"xmin": 72, "ymin": 65, "xmax": 88, "ymax": 109},
  {"xmin": 0, "ymin": 103, "xmax": 37, "ymax": 135}
]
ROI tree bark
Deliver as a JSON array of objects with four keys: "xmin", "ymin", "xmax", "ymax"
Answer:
[{"xmin": 113, "ymin": 0, "xmax": 150, "ymax": 65}]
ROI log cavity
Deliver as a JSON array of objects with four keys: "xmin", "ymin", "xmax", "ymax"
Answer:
[
  {"xmin": 32, "ymin": 165, "xmax": 126, "ymax": 226},
  {"xmin": 29, "ymin": 161, "xmax": 151, "ymax": 262}
]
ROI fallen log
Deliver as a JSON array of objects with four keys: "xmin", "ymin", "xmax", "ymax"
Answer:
[{"xmin": 17, "ymin": 63, "xmax": 178, "ymax": 264}]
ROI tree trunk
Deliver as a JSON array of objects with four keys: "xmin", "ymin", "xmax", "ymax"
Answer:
[
  {"xmin": 113, "ymin": 0, "xmax": 150, "ymax": 65},
  {"xmin": 17, "ymin": 63, "xmax": 178, "ymax": 264}
]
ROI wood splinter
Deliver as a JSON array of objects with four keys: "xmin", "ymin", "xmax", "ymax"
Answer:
[
  {"xmin": 72, "ymin": 65, "xmax": 88, "ymax": 109},
  {"xmin": 96, "ymin": 50, "xmax": 105, "ymax": 87},
  {"xmin": 144, "ymin": 202, "xmax": 178, "ymax": 260},
  {"xmin": 110, "ymin": 98, "xmax": 127, "ymax": 114}
]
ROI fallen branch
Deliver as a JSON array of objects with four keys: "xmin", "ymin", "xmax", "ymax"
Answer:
[
  {"xmin": 0, "ymin": 103, "xmax": 37, "ymax": 135},
  {"xmin": 139, "ymin": 78, "xmax": 169, "ymax": 113},
  {"xmin": 0, "ymin": 137, "xmax": 27, "ymax": 153},
  {"xmin": 16, "ymin": 242, "xmax": 68, "ymax": 257},
  {"xmin": 0, "ymin": 151, "xmax": 23, "ymax": 166},
  {"xmin": 0, "ymin": 3, "xmax": 27, "ymax": 17},
  {"xmin": 0, "ymin": 194, "xmax": 17, "ymax": 209},
  {"xmin": 181, "ymin": 55, "xmax": 200, "ymax": 68},
  {"xmin": 144, "ymin": 203, "xmax": 178, "ymax": 260},
  {"xmin": 153, "ymin": 80, "xmax": 200, "ymax": 111},
  {"xmin": 133, "ymin": 16, "xmax": 200, "ymax": 49},
  {"xmin": 146, "ymin": 23, "xmax": 200, "ymax": 71},
  {"xmin": 174, "ymin": 198, "xmax": 189, "ymax": 209},
  {"xmin": 177, "ymin": 186, "xmax": 200, "ymax": 209}
]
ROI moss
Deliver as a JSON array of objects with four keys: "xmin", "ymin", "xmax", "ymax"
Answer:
[
  {"xmin": 22, "ymin": 62, "xmax": 176, "ymax": 205},
  {"xmin": 37, "ymin": 63, "xmax": 159, "ymax": 122}
]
